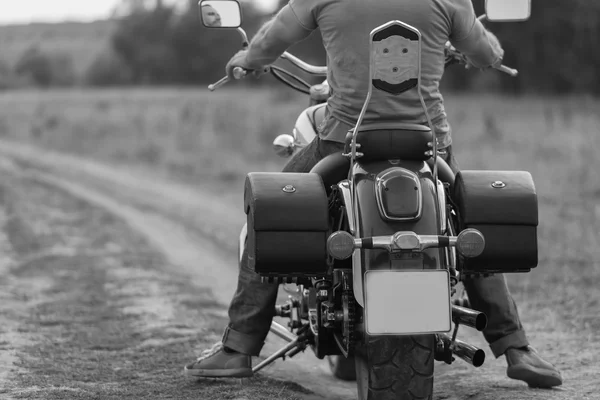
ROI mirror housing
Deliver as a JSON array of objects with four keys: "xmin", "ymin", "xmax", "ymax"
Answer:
[
  {"xmin": 199, "ymin": 0, "xmax": 242, "ymax": 28},
  {"xmin": 273, "ymin": 134, "xmax": 296, "ymax": 158},
  {"xmin": 485, "ymin": 0, "xmax": 531, "ymax": 22}
]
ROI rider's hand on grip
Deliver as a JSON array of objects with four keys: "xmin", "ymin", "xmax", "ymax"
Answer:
[
  {"xmin": 232, "ymin": 66, "xmax": 269, "ymax": 80},
  {"xmin": 225, "ymin": 50, "xmax": 249, "ymax": 79},
  {"xmin": 232, "ymin": 67, "xmax": 247, "ymax": 80},
  {"xmin": 226, "ymin": 49, "xmax": 269, "ymax": 80},
  {"xmin": 226, "ymin": 50, "xmax": 262, "ymax": 79}
]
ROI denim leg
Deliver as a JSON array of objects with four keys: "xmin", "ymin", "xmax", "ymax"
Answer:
[
  {"xmin": 443, "ymin": 146, "xmax": 530, "ymax": 358},
  {"xmin": 222, "ymin": 249, "xmax": 279, "ymax": 356},
  {"xmin": 222, "ymin": 137, "xmax": 343, "ymax": 356},
  {"xmin": 463, "ymin": 275, "xmax": 529, "ymax": 358}
]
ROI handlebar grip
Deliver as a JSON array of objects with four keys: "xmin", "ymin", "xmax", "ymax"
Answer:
[
  {"xmin": 496, "ymin": 65, "xmax": 518, "ymax": 77},
  {"xmin": 208, "ymin": 67, "xmax": 249, "ymax": 91},
  {"xmin": 233, "ymin": 67, "xmax": 247, "ymax": 80}
]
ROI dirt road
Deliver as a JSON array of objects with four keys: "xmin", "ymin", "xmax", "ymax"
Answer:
[{"xmin": 0, "ymin": 140, "xmax": 597, "ymax": 400}]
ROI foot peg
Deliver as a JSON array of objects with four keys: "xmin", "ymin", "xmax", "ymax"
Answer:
[{"xmin": 253, "ymin": 321, "xmax": 312, "ymax": 374}]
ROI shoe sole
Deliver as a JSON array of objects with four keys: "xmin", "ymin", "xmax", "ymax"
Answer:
[
  {"xmin": 507, "ymin": 365, "xmax": 562, "ymax": 388},
  {"xmin": 184, "ymin": 366, "xmax": 253, "ymax": 378}
]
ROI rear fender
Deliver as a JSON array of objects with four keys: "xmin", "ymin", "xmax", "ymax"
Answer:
[{"xmin": 347, "ymin": 160, "xmax": 443, "ymax": 307}]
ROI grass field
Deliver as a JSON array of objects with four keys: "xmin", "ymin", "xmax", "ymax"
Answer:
[{"xmin": 0, "ymin": 87, "xmax": 599, "ymax": 339}]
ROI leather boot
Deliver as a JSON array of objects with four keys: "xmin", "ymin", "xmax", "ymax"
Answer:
[
  {"xmin": 184, "ymin": 342, "xmax": 253, "ymax": 378},
  {"xmin": 505, "ymin": 346, "xmax": 562, "ymax": 388}
]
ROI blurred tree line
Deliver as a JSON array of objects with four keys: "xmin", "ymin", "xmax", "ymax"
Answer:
[
  {"xmin": 3, "ymin": 0, "xmax": 599, "ymax": 95},
  {"xmin": 0, "ymin": 47, "xmax": 78, "ymax": 89},
  {"xmin": 86, "ymin": 0, "xmax": 270, "ymax": 86}
]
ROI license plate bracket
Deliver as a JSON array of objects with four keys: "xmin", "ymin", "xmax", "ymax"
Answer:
[{"xmin": 364, "ymin": 269, "xmax": 452, "ymax": 335}]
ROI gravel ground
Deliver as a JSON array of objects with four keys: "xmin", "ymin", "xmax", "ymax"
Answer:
[
  {"xmin": 0, "ymin": 141, "xmax": 598, "ymax": 400},
  {"xmin": 0, "ymin": 171, "xmax": 309, "ymax": 400}
]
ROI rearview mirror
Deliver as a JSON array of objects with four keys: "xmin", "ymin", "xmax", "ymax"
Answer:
[
  {"xmin": 273, "ymin": 134, "xmax": 296, "ymax": 157},
  {"xmin": 199, "ymin": 0, "xmax": 242, "ymax": 28},
  {"xmin": 485, "ymin": 0, "xmax": 531, "ymax": 22}
]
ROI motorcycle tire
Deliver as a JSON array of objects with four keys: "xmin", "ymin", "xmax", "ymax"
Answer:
[
  {"xmin": 327, "ymin": 355, "xmax": 357, "ymax": 381},
  {"xmin": 355, "ymin": 334, "xmax": 434, "ymax": 400}
]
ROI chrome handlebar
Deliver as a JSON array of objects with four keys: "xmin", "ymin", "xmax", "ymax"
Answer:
[
  {"xmin": 445, "ymin": 42, "xmax": 518, "ymax": 77},
  {"xmin": 495, "ymin": 64, "xmax": 518, "ymax": 77},
  {"xmin": 208, "ymin": 39, "xmax": 517, "ymax": 91},
  {"xmin": 280, "ymin": 52, "xmax": 328, "ymax": 76},
  {"xmin": 208, "ymin": 52, "xmax": 327, "ymax": 91},
  {"xmin": 208, "ymin": 67, "xmax": 248, "ymax": 91}
]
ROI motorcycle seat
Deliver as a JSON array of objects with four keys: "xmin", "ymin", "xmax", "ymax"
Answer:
[
  {"xmin": 310, "ymin": 150, "xmax": 455, "ymax": 194},
  {"xmin": 311, "ymin": 121, "xmax": 455, "ymax": 193},
  {"xmin": 344, "ymin": 123, "xmax": 433, "ymax": 162}
]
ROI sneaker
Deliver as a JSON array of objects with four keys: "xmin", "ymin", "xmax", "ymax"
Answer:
[
  {"xmin": 184, "ymin": 342, "xmax": 253, "ymax": 378},
  {"xmin": 505, "ymin": 346, "xmax": 562, "ymax": 388}
]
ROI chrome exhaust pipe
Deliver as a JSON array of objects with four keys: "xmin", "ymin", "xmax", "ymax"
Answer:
[
  {"xmin": 439, "ymin": 333, "xmax": 486, "ymax": 367},
  {"xmin": 269, "ymin": 321, "xmax": 296, "ymax": 343},
  {"xmin": 452, "ymin": 305, "xmax": 488, "ymax": 332}
]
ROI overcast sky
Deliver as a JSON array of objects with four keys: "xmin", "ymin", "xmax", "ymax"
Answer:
[{"xmin": 0, "ymin": 0, "xmax": 278, "ymax": 25}]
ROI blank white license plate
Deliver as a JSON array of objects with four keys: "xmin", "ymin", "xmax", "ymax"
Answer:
[{"xmin": 364, "ymin": 270, "xmax": 452, "ymax": 335}]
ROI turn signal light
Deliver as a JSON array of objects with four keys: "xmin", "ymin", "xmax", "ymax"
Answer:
[
  {"xmin": 456, "ymin": 229, "xmax": 485, "ymax": 258},
  {"xmin": 327, "ymin": 231, "xmax": 356, "ymax": 260}
]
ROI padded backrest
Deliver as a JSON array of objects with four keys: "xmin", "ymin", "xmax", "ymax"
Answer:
[
  {"xmin": 371, "ymin": 23, "xmax": 421, "ymax": 95},
  {"xmin": 344, "ymin": 123, "xmax": 433, "ymax": 162}
]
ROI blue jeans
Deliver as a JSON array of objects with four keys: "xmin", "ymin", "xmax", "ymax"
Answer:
[{"xmin": 221, "ymin": 137, "xmax": 529, "ymax": 358}]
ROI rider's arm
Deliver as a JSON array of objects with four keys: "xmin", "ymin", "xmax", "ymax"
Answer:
[
  {"xmin": 449, "ymin": 0, "xmax": 504, "ymax": 69},
  {"xmin": 244, "ymin": 5, "xmax": 315, "ymax": 69}
]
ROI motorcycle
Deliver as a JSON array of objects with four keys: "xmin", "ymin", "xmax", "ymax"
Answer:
[{"xmin": 200, "ymin": 0, "xmax": 537, "ymax": 398}]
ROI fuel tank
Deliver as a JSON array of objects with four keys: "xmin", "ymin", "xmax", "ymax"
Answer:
[{"xmin": 293, "ymin": 103, "xmax": 326, "ymax": 145}]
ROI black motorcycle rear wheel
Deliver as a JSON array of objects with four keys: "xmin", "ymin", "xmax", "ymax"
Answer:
[
  {"xmin": 328, "ymin": 355, "xmax": 357, "ymax": 381},
  {"xmin": 355, "ymin": 334, "xmax": 435, "ymax": 400}
]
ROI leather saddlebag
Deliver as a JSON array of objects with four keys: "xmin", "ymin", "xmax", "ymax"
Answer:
[
  {"xmin": 454, "ymin": 170, "xmax": 538, "ymax": 273},
  {"xmin": 244, "ymin": 172, "xmax": 330, "ymax": 277}
]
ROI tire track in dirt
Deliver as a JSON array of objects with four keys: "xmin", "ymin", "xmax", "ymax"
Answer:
[{"xmin": 0, "ymin": 170, "xmax": 310, "ymax": 399}]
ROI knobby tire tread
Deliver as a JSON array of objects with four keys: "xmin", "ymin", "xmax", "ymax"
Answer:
[{"xmin": 356, "ymin": 334, "xmax": 435, "ymax": 400}]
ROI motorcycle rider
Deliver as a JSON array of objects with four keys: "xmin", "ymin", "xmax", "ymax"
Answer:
[{"xmin": 185, "ymin": 0, "xmax": 563, "ymax": 388}]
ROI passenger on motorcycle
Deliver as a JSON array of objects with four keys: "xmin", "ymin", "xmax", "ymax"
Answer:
[{"xmin": 185, "ymin": 0, "xmax": 562, "ymax": 388}]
